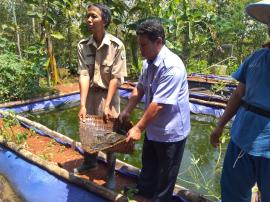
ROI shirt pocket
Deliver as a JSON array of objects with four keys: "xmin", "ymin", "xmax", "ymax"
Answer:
[{"xmin": 100, "ymin": 59, "xmax": 113, "ymax": 81}]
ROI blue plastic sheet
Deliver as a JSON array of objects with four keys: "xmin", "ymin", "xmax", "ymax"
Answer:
[
  {"xmin": 119, "ymin": 89, "xmax": 224, "ymax": 118},
  {"xmin": 189, "ymin": 102, "xmax": 224, "ymax": 118},
  {"xmin": 1, "ymin": 93, "xmax": 80, "ymax": 114},
  {"xmin": 0, "ymin": 145, "xmax": 106, "ymax": 202}
]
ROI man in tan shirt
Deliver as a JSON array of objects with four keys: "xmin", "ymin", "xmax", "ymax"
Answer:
[{"xmin": 75, "ymin": 3, "xmax": 127, "ymax": 190}]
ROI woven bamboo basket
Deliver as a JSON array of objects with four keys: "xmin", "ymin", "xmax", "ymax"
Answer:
[{"xmin": 79, "ymin": 115, "xmax": 133, "ymax": 154}]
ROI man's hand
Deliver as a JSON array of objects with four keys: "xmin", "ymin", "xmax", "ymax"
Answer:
[
  {"xmin": 126, "ymin": 125, "xmax": 142, "ymax": 142},
  {"xmin": 103, "ymin": 106, "xmax": 112, "ymax": 123},
  {"xmin": 118, "ymin": 110, "xmax": 130, "ymax": 123},
  {"xmin": 78, "ymin": 106, "xmax": 87, "ymax": 122},
  {"xmin": 210, "ymin": 126, "xmax": 224, "ymax": 148}
]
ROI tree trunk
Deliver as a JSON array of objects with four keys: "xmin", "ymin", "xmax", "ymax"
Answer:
[
  {"xmin": 67, "ymin": 16, "xmax": 72, "ymax": 71},
  {"xmin": 32, "ymin": 5, "xmax": 36, "ymax": 35},
  {"xmin": 11, "ymin": 0, "xmax": 22, "ymax": 59}
]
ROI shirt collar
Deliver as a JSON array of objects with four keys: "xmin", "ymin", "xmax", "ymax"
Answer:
[
  {"xmin": 86, "ymin": 32, "xmax": 110, "ymax": 48},
  {"xmin": 151, "ymin": 45, "xmax": 167, "ymax": 68}
]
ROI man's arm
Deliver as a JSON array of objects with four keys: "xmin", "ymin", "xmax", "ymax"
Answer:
[
  {"xmin": 119, "ymin": 86, "xmax": 145, "ymax": 123},
  {"xmin": 103, "ymin": 78, "xmax": 120, "ymax": 120},
  {"xmin": 210, "ymin": 82, "xmax": 245, "ymax": 147},
  {"xmin": 126, "ymin": 102, "xmax": 164, "ymax": 142},
  {"xmin": 105, "ymin": 42, "xmax": 127, "ymax": 120},
  {"xmin": 78, "ymin": 74, "xmax": 90, "ymax": 121}
]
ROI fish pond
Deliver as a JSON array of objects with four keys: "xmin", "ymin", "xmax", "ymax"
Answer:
[{"xmin": 28, "ymin": 102, "xmax": 231, "ymax": 201}]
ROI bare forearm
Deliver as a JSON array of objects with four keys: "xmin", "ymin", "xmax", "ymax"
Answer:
[
  {"xmin": 217, "ymin": 83, "xmax": 245, "ymax": 127},
  {"xmin": 105, "ymin": 78, "xmax": 119, "ymax": 107},
  {"xmin": 79, "ymin": 75, "xmax": 90, "ymax": 107},
  {"xmin": 124, "ymin": 87, "xmax": 144, "ymax": 114},
  {"xmin": 136, "ymin": 102, "xmax": 164, "ymax": 131}
]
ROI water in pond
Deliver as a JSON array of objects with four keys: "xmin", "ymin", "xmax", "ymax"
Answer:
[{"xmin": 28, "ymin": 103, "xmax": 230, "ymax": 201}]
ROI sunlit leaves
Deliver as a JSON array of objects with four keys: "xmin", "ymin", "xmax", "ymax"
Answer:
[{"xmin": 51, "ymin": 32, "xmax": 65, "ymax": 40}]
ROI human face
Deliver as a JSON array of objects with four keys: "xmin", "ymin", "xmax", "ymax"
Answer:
[
  {"xmin": 87, "ymin": 6, "xmax": 105, "ymax": 34},
  {"xmin": 137, "ymin": 35, "xmax": 161, "ymax": 60}
]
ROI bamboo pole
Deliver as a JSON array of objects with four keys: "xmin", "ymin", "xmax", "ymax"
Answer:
[
  {"xmin": 0, "ymin": 91, "xmax": 79, "ymax": 108},
  {"xmin": 189, "ymin": 98, "xmax": 227, "ymax": 109},
  {"xmin": 187, "ymin": 75, "xmax": 238, "ymax": 86}
]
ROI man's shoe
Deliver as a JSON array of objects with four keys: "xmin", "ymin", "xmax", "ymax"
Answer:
[
  {"xmin": 74, "ymin": 153, "xmax": 98, "ymax": 174},
  {"xmin": 73, "ymin": 162, "xmax": 98, "ymax": 174}
]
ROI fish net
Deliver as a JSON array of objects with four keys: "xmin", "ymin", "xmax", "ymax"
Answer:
[{"xmin": 79, "ymin": 115, "xmax": 133, "ymax": 154}]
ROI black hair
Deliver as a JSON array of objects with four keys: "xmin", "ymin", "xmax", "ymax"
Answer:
[
  {"xmin": 136, "ymin": 19, "xmax": 165, "ymax": 44},
  {"xmin": 88, "ymin": 3, "xmax": 111, "ymax": 28}
]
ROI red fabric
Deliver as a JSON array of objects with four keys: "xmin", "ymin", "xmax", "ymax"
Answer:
[{"xmin": 262, "ymin": 42, "xmax": 270, "ymax": 48}]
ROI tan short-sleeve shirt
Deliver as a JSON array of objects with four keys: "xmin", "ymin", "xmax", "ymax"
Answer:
[{"xmin": 77, "ymin": 32, "xmax": 127, "ymax": 89}]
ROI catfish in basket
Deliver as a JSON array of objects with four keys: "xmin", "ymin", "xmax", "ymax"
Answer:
[{"xmin": 79, "ymin": 115, "xmax": 134, "ymax": 155}]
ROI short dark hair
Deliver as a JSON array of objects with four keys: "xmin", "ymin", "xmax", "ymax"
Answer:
[
  {"xmin": 88, "ymin": 3, "xmax": 111, "ymax": 28},
  {"xmin": 136, "ymin": 19, "xmax": 165, "ymax": 44}
]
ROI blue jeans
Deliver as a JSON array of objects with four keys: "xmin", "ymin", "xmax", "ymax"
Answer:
[{"xmin": 221, "ymin": 140, "xmax": 270, "ymax": 202}]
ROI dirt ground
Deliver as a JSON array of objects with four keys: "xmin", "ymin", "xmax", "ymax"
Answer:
[{"xmin": 53, "ymin": 82, "xmax": 79, "ymax": 94}]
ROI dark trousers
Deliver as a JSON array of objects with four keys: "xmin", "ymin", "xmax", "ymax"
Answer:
[{"xmin": 137, "ymin": 136, "xmax": 186, "ymax": 202}]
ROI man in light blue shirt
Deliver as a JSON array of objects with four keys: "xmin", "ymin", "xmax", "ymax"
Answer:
[
  {"xmin": 210, "ymin": 1, "xmax": 270, "ymax": 202},
  {"xmin": 119, "ymin": 19, "xmax": 190, "ymax": 201}
]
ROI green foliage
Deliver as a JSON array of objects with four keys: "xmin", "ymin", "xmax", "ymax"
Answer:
[
  {"xmin": 16, "ymin": 131, "xmax": 28, "ymax": 144},
  {"xmin": 0, "ymin": 39, "xmax": 44, "ymax": 102},
  {"xmin": 187, "ymin": 59, "xmax": 209, "ymax": 74},
  {"xmin": 38, "ymin": 152, "xmax": 53, "ymax": 161},
  {"xmin": 0, "ymin": 111, "xmax": 28, "ymax": 144},
  {"xmin": 3, "ymin": 111, "xmax": 19, "ymax": 127},
  {"xmin": 121, "ymin": 186, "xmax": 138, "ymax": 201},
  {"xmin": 179, "ymin": 154, "xmax": 221, "ymax": 200},
  {"xmin": 211, "ymin": 81, "xmax": 227, "ymax": 96},
  {"xmin": 1, "ymin": 0, "xmax": 268, "ymax": 81}
]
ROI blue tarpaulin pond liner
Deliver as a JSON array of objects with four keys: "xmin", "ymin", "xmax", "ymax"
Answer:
[
  {"xmin": 0, "ymin": 85, "xmax": 225, "ymax": 202},
  {"xmin": 0, "ymin": 145, "xmax": 106, "ymax": 202},
  {"xmin": 1, "ymin": 93, "xmax": 80, "ymax": 114}
]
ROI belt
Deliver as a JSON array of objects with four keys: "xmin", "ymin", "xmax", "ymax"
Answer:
[
  {"xmin": 241, "ymin": 100, "xmax": 270, "ymax": 118},
  {"xmin": 90, "ymin": 86, "xmax": 107, "ymax": 92}
]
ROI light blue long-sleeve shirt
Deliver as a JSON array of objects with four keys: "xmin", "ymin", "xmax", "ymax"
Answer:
[{"xmin": 137, "ymin": 46, "xmax": 190, "ymax": 142}]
